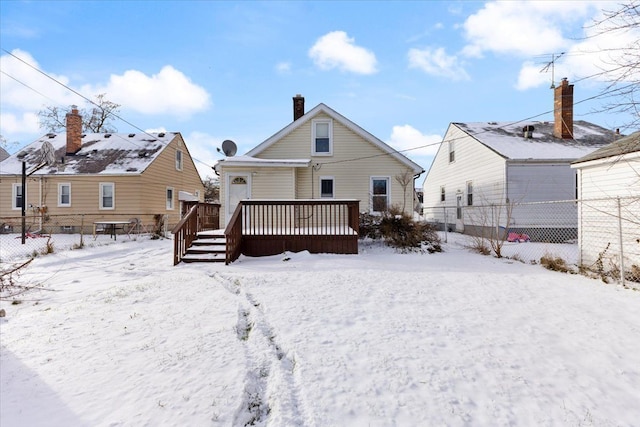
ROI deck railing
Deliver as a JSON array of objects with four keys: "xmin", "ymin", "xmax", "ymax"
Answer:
[
  {"xmin": 224, "ymin": 199, "xmax": 359, "ymax": 264},
  {"xmin": 172, "ymin": 202, "xmax": 220, "ymax": 265}
]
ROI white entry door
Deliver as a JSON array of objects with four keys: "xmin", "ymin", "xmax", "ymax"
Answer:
[
  {"xmin": 226, "ymin": 174, "xmax": 250, "ymax": 225},
  {"xmin": 456, "ymin": 194, "xmax": 464, "ymax": 232}
]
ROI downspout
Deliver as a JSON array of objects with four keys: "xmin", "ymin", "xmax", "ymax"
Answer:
[
  {"xmin": 312, "ymin": 163, "xmax": 322, "ymax": 198},
  {"xmin": 413, "ymin": 170, "xmax": 424, "ymax": 214}
]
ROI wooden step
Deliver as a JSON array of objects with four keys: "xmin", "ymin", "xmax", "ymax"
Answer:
[{"xmin": 180, "ymin": 231, "xmax": 227, "ymax": 263}]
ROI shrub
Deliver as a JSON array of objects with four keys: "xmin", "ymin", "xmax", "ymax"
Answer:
[
  {"xmin": 540, "ymin": 254, "xmax": 570, "ymax": 273},
  {"xmin": 359, "ymin": 206, "xmax": 442, "ymax": 252}
]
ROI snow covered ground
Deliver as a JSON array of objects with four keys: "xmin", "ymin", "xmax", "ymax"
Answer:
[{"xmin": 1, "ymin": 234, "xmax": 639, "ymax": 426}]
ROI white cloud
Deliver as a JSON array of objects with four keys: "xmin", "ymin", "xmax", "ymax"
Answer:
[
  {"xmin": 275, "ymin": 62, "xmax": 291, "ymax": 74},
  {"xmin": 0, "ymin": 112, "xmax": 40, "ymax": 135},
  {"xmin": 388, "ymin": 125, "xmax": 442, "ymax": 157},
  {"xmin": 516, "ymin": 61, "xmax": 552, "ymax": 90},
  {"xmin": 85, "ymin": 66, "xmax": 210, "ymax": 117},
  {"xmin": 408, "ymin": 47, "xmax": 470, "ymax": 81},
  {"xmin": 184, "ymin": 131, "xmax": 226, "ymax": 180},
  {"xmin": 309, "ymin": 31, "xmax": 378, "ymax": 75},
  {"xmin": 0, "ymin": 49, "xmax": 78, "ymax": 110},
  {"xmin": 461, "ymin": 1, "xmax": 596, "ymax": 58}
]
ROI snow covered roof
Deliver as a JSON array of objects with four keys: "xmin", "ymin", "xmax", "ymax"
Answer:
[
  {"xmin": 572, "ymin": 131, "xmax": 640, "ymax": 165},
  {"xmin": 0, "ymin": 132, "xmax": 178, "ymax": 176},
  {"xmin": 215, "ymin": 155, "xmax": 311, "ymax": 170},
  {"xmin": 455, "ymin": 121, "xmax": 619, "ymax": 160}
]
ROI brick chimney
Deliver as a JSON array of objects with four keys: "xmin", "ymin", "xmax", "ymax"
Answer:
[
  {"xmin": 66, "ymin": 106, "xmax": 82, "ymax": 155},
  {"xmin": 553, "ymin": 78, "xmax": 574, "ymax": 139},
  {"xmin": 293, "ymin": 94, "xmax": 305, "ymax": 121}
]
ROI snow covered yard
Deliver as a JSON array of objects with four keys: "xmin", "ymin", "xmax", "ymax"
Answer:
[{"xmin": 1, "ymin": 234, "xmax": 639, "ymax": 426}]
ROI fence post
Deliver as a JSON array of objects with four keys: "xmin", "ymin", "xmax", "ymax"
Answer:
[
  {"xmin": 443, "ymin": 206, "xmax": 448, "ymax": 243},
  {"xmin": 617, "ymin": 197, "xmax": 626, "ymax": 287}
]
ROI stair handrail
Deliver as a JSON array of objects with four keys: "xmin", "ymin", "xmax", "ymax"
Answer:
[
  {"xmin": 171, "ymin": 204, "xmax": 199, "ymax": 265},
  {"xmin": 224, "ymin": 201, "xmax": 244, "ymax": 264}
]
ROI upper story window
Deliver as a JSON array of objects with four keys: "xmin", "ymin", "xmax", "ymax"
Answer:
[
  {"xmin": 449, "ymin": 140, "xmax": 455, "ymax": 163},
  {"xmin": 58, "ymin": 183, "xmax": 71, "ymax": 207},
  {"xmin": 440, "ymin": 186, "xmax": 446, "ymax": 202},
  {"xmin": 99, "ymin": 183, "xmax": 114, "ymax": 210},
  {"xmin": 12, "ymin": 183, "xmax": 23, "ymax": 210},
  {"xmin": 320, "ymin": 177, "xmax": 334, "ymax": 198},
  {"xmin": 312, "ymin": 119, "xmax": 332, "ymax": 156},
  {"xmin": 175, "ymin": 150, "xmax": 183, "ymax": 171}
]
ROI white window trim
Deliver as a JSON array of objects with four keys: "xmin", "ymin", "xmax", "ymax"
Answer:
[
  {"xmin": 440, "ymin": 185, "xmax": 446, "ymax": 203},
  {"xmin": 466, "ymin": 181, "xmax": 473, "ymax": 206},
  {"xmin": 99, "ymin": 182, "xmax": 115, "ymax": 210},
  {"xmin": 312, "ymin": 119, "xmax": 333, "ymax": 156},
  {"xmin": 11, "ymin": 183, "xmax": 24, "ymax": 210},
  {"xmin": 166, "ymin": 187, "xmax": 175, "ymax": 210},
  {"xmin": 175, "ymin": 150, "xmax": 183, "ymax": 171},
  {"xmin": 449, "ymin": 140, "xmax": 455, "ymax": 163},
  {"xmin": 58, "ymin": 183, "xmax": 71, "ymax": 207},
  {"xmin": 319, "ymin": 176, "xmax": 335, "ymax": 198},
  {"xmin": 370, "ymin": 176, "xmax": 391, "ymax": 213}
]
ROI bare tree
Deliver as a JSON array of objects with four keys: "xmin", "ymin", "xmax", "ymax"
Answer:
[
  {"xmin": 395, "ymin": 169, "xmax": 414, "ymax": 213},
  {"xmin": 586, "ymin": 2, "xmax": 640, "ymax": 132},
  {"xmin": 38, "ymin": 93, "xmax": 121, "ymax": 133}
]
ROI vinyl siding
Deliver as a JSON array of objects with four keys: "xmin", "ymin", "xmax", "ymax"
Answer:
[
  {"xmin": 575, "ymin": 152, "xmax": 640, "ymax": 267},
  {"xmin": 217, "ymin": 166, "xmax": 296, "ymax": 224},
  {"xmin": 422, "ymin": 124, "xmax": 506, "ymax": 224},
  {"xmin": 0, "ymin": 134, "xmax": 204, "ymax": 230},
  {"xmin": 140, "ymin": 135, "xmax": 205, "ymax": 226},
  {"xmin": 259, "ymin": 113, "xmax": 417, "ymax": 213}
]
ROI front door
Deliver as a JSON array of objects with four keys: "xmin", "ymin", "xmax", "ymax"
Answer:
[
  {"xmin": 456, "ymin": 194, "xmax": 464, "ymax": 232},
  {"xmin": 226, "ymin": 174, "xmax": 250, "ymax": 225}
]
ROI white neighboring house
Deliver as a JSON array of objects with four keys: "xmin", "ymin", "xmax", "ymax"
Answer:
[
  {"xmin": 422, "ymin": 79, "xmax": 620, "ymax": 241},
  {"xmin": 571, "ymin": 131, "xmax": 640, "ymax": 273}
]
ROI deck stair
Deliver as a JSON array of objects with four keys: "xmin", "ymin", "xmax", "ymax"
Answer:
[{"xmin": 181, "ymin": 230, "xmax": 226, "ymax": 263}]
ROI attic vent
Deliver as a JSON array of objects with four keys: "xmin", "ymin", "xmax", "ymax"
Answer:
[
  {"xmin": 158, "ymin": 132, "xmax": 165, "ymax": 137},
  {"xmin": 522, "ymin": 125, "xmax": 535, "ymax": 139},
  {"xmin": 126, "ymin": 167, "xmax": 138, "ymax": 172},
  {"xmin": 47, "ymin": 133, "xmax": 56, "ymax": 138},
  {"xmin": 104, "ymin": 134, "xmax": 112, "ymax": 138},
  {"xmin": 128, "ymin": 133, "xmax": 135, "ymax": 137}
]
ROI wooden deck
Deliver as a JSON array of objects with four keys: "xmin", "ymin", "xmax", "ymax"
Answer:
[{"xmin": 172, "ymin": 199, "xmax": 360, "ymax": 265}]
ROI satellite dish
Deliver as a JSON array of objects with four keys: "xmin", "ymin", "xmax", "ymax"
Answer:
[
  {"xmin": 221, "ymin": 139, "xmax": 237, "ymax": 157},
  {"xmin": 41, "ymin": 140, "xmax": 57, "ymax": 166}
]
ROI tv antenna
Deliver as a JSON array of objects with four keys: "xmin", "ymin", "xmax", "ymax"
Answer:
[{"xmin": 540, "ymin": 52, "xmax": 565, "ymax": 89}]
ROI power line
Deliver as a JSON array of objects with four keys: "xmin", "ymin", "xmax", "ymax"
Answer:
[
  {"xmin": 1, "ymin": 48, "xmax": 215, "ymax": 171},
  {"xmin": 1, "ymin": 47, "xmax": 633, "ymax": 172}
]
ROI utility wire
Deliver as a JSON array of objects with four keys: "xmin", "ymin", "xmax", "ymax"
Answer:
[{"xmin": 1, "ymin": 47, "xmax": 633, "ymax": 171}]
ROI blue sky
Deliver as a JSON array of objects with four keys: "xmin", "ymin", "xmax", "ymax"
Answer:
[{"xmin": 1, "ymin": 1, "xmax": 637, "ymax": 179}]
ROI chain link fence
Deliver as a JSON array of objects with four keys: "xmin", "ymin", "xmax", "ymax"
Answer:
[
  {"xmin": 423, "ymin": 197, "xmax": 640, "ymax": 285},
  {"xmin": 0, "ymin": 213, "xmax": 171, "ymax": 263}
]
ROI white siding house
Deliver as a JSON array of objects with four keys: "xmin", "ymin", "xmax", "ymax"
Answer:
[
  {"xmin": 571, "ymin": 131, "xmax": 640, "ymax": 275},
  {"xmin": 422, "ymin": 80, "xmax": 620, "ymax": 240},
  {"xmin": 214, "ymin": 96, "xmax": 424, "ymax": 225}
]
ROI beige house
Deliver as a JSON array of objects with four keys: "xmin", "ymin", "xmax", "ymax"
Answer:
[
  {"xmin": 214, "ymin": 95, "xmax": 424, "ymax": 225},
  {"xmin": 0, "ymin": 108, "xmax": 204, "ymax": 234}
]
